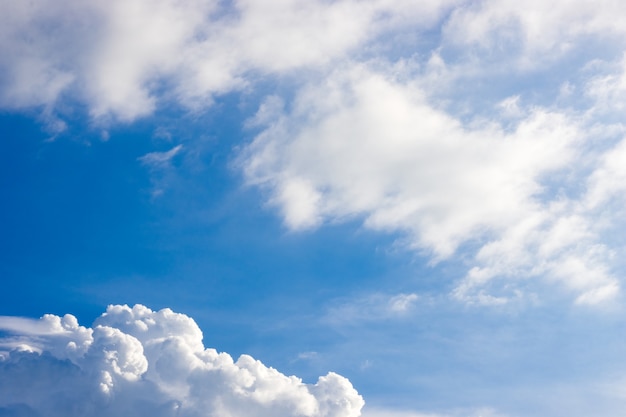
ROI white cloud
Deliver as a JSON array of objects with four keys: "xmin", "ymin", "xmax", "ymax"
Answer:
[
  {"xmin": 0, "ymin": 0, "xmax": 459, "ymax": 122},
  {"xmin": 443, "ymin": 0, "xmax": 626, "ymax": 63},
  {"xmin": 0, "ymin": 305, "xmax": 364, "ymax": 417},
  {"xmin": 388, "ymin": 293, "xmax": 419, "ymax": 313},
  {"xmin": 325, "ymin": 292, "xmax": 421, "ymax": 325},
  {"xmin": 240, "ymin": 63, "xmax": 622, "ymax": 305},
  {"xmin": 138, "ymin": 145, "xmax": 184, "ymax": 169},
  {"xmin": 4, "ymin": 0, "xmax": 626, "ymax": 307},
  {"xmin": 296, "ymin": 351, "xmax": 320, "ymax": 361},
  {"xmin": 585, "ymin": 54, "xmax": 626, "ymax": 116},
  {"xmin": 137, "ymin": 144, "xmax": 185, "ymax": 198},
  {"xmin": 401, "ymin": 1, "xmax": 626, "ymax": 110}
]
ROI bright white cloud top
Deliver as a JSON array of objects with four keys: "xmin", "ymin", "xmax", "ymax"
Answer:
[{"xmin": 0, "ymin": 305, "xmax": 364, "ymax": 417}]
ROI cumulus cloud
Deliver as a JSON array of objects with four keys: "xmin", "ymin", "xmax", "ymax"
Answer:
[
  {"xmin": 0, "ymin": 305, "xmax": 364, "ymax": 417},
  {"xmin": 240, "ymin": 63, "xmax": 622, "ymax": 305}
]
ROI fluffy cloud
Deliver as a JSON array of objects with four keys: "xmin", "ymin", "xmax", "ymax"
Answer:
[
  {"xmin": 4, "ymin": 0, "xmax": 624, "ymax": 122},
  {"xmin": 0, "ymin": 305, "xmax": 364, "ymax": 417},
  {"xmin": 240, "ymin": 63, "xmax": 622, "ymax": 305},
  {"xmin": 0, "ymin": 0, "xmax": 457, "ymax": 122}
]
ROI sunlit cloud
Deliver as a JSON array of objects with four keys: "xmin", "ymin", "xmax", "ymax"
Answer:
[
  {"xmin": 0, "ymin": 305, "xmax": 363, "ymax": 417},
  {"xmin": 240, "ymin": 62, "xmax": 623, "ymax": 305}
]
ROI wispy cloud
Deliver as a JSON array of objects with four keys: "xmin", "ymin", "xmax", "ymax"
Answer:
[
  {"xmin": 138, "ymin": 144, "xmax": 183, "ymax": 169},
  {"xmin": 138, "ymin": 144, "xmax": 184, "ymax": 198},
  {"xmin": 325, "ymin": 291, "xmax": 420, "ymax": 325}
]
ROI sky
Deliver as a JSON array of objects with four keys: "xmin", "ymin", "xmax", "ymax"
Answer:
[{"xmin": 2, "ymin": 0, "xmax": 626, "ymax": 416}]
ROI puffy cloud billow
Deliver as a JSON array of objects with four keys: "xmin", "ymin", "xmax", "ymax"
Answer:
[{"xmin": 0, "ymin": 305, "xmax": 364, "ymax": 417}]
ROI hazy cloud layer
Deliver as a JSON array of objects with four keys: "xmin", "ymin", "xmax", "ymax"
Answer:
[{"xmin": 0, "ymin": 305, "xmax": 364, "ymax": 417}]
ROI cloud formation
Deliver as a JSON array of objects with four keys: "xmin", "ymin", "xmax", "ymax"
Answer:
[
  {"xmin": 0, "ymin": 0, "xmax": 456, "ymax": 122},
  {"xmin": 4, "ymin": 0, "xmax": 626, "ymax": 306},
  {"xmin": 240, "ymin": 63, "xmax": 622, "ymax": 305},
  {"xmin": 444, "ymin": 0, "xmax": 626, "ymax": 56},
  {"xmin": 0, "ymin": 305, "xmax": 364, "ymax": 417},
  {"xmin": 138, "ymin": 145, "xmax": 184, "ymax": 168},
  {"xmin": 3, "ymin": 0, "xmax": 624, "ymax": 123}
]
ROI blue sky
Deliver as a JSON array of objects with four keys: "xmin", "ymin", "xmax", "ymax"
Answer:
[{"xmin": 2, "ymin": 1, "xmax": 626, "ymax": 416}]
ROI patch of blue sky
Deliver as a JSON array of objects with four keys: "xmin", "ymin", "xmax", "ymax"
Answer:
[
  {"xmin": 325, "ymin": 299, "xmax": 626, "ymax": 413},
  {"xmin": 1, "ymin": 103, "xmax": 426, "ymax": 354}
]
